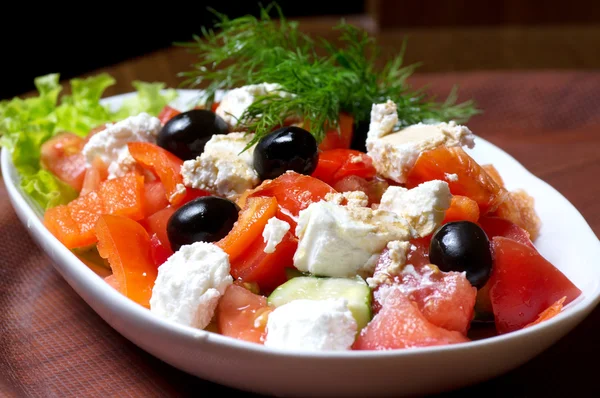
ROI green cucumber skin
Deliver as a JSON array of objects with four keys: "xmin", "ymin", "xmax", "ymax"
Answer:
[{"xmin": 268, "ymin": 275, "xmax": 372, "ymax": 330}]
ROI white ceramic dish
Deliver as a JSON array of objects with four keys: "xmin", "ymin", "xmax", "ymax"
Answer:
[{"xmin": 3, "ymin": 90, "xmax": 600, "ymax": 397}]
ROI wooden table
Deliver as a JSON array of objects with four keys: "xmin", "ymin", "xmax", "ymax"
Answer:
[{"xmin": 3, "ymin": 17, "xmax": 600, "ymax": 397}]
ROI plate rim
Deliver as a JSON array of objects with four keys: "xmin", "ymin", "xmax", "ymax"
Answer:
[{"xmin": 2, "ymin": 88, "xmax": 600, "ymax": 360}]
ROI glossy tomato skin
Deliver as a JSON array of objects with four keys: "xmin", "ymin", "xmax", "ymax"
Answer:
[
  {"xmin": 489, "ymin": 236, "xmax": 582, "ymax": 334},
  {"xmin": 40, "ymin": 132, "xmax": 87, "ymax": 191},
  {"xmin": 318, "ymin": 112, "xmax": 354, "ymax": 151},
  {"xmin": 217, "ymin": 284, "xmax": 272, "ymax": 344},
  {"xmin": 157, "ymin": 105, "xmax": 182, "ymax": 125},
  {"xmin": 312, "ymin": 149, "xmax": 376, "ymax": 186}
]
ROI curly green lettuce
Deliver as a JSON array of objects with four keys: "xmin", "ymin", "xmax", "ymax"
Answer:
[{"xmin": 0, "ymin": 73, "xmax": 177, "ymax": 210}]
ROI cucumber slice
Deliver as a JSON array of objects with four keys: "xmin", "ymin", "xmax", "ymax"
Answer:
[{"xmin": 268, "ymin": 275, "xmax": 372, "ymax": 330}]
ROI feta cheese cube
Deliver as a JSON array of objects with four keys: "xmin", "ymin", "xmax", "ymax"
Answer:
[
  {"xmin": 215, "ymin": 83, "xmax": 294, "ymax": 128},
  {"xmin": 378, "ymin": 180, "xmax": 452, "ymax": 237},
  {"xmin": 81, "ymin": 112, "xmax": 161, "ymax": 179},
  {"xmin": 366, "ymin": 240, "xmax": 410, "ymax": 288},
  {"xmin": 293, "ymin": 201, "xmax": 413, "ymax": 278},
  {"xmin": 180, "ymin": 132, "xmax": 259, "ymax": 199},
  {"xmin": 324, "ymin": 191, "xmax": 369, "ymax": 207},
  {"xmin": 149, "ymin": 242, "xmax": 233, "ymax": 330},
  {"xmin": 264, "ymin": 298, "xmax": 357, "ymax": 351},
  {"xmin": 262, "ymin": 217, "xmax": 291, "ymax": 254},
  {"xmin": 366, "ymin": 101, "xmax": 475, "ymax": 184}
]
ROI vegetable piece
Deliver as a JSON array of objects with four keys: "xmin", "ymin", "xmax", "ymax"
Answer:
[
  {"xmin": 491, "ymin": 190, "xmax": 541, "ymax": 241},
  {"xmin": 167, "ymin": 196, "xmax": 240, "ymax": 251},
  {"xmin": 142, "ymin": 206, "xmax": 176, "ymax": 252},
  {"xmin": 406, "ymin": 146, "xmax": 507, "ymax": 214},
  {"xmin": 149, "ymin": 233, "xmax": 173, "ymax": 268},
  {"xmin": 157, "ymin": 109, "xmax": 229, "ymax": 160},
  {"xmin": 127, "ymin": 142, "xmax": 187, "ymax": 206},
  {"xmin": 67, "ymin": 191, "xmax": 105, "ymax": 247},
  {"xmin": 43, "ymin": 205, "xmax": 82, "ymax": 248},
  {"xmin": 311, "ymin": 148, "xmax": 376, "ymax": 186},
  {"xmin": 96, "ymin": 214, "xmax": 157, "ymax": 308},
  {"xmin": 217, "ymin": 284, "xmax": 272, "ymax": 344},
  {"xmin": 478, "ymin": 216, "xmax": 535, "ymax": 250},
  {"xmin": 229, "ymin": 230, "xmax": 298, "ymax": 293},
  {"xmin": 317, "ymin": 112, "xmax": 354, "ymax": 151},
  {"xmin": 482, "ymin": 164, "xmax": 504, "ymax": 186},
  {"xmin": 99, "ymin": 172, "xmax": 146, "ymax": 219},
  {"xmin": 442, "ymin": 195, "xmax": 480, "ymax": 224},
  {"xmin": 524, "ymin": 297, "xmax": 566, "ymax": 328},
  {"xmin": 429, "ymin": 221, "xmax": 493, "ymax": 289},
  {"xmin": 268, "ymin": 275, "xmax": 372, "ymax": 332},
  {"xmin": 80, "ymin": 157, "xmax": 108, "ymax": 196},
  {"xmin": 216, "ymin": 196, "xmax": 278, "ymax": 263},
  {"xmin": 489, "ymin": 236, "xmax": 582, "ymax": 334},
  {"xmin": 143, "ymin": 180, "xmax": 169, "ymax": 217},
  {"xmin": 473, "ymin": 281, "xmax": 494, "ymax": 322},
  {"xmin": 246, "ymin": 171, "xmax": 335, "ymax": 230},
  {"xmin": 40, "ymin": 132, "xmax": 87, "ymax": 192},
  {"xmin": 353, "ymin": 288, "xmax": 469, "ymax": 350},
  {"xmin": 157, "ymin": 105, "xmax": 181, "ymax": 125},
  {"xmin": 332, "ymin": 175, "xmax": 388, "ymax": 206},
  {"xmin": 253, "ymin": 126, "xmax": 319, "ymax": 181}
]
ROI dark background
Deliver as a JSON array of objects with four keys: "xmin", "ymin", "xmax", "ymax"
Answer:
[{"xmin": 1, "ymin": 1, "xmax": 364, "ymax": 99}]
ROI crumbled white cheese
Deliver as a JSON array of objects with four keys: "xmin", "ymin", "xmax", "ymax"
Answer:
[
  {"xmin": 264, "ymin": 299, "xmax": 357, "ymax": 351},
  {"xmin": 379, "ymin": 180, "xmax": 452, "ymax": 238},
  {"xmin": 149, "ymin": 242, "xmax": 233, "ymax": 330},
  {"xmin": 365, "ymin": 101, "xmax": 475, "ymax": 184},
  {"xmin": 215, "ymin": 83, "xmax": 294, "ymax": 127},
  {"xmin": 262, "ymin": 217, "xmax": 291, "ymax": 254},
  {"xmin": 324, "ymin": 191, "xmax": 369, "ymax": 207},
  {"xmin": 293, "ymin": 201, "xmax": 413, "ymax": 278},
  {"xmin": 445, "ymin": 173, "xmax": 459, "ymax": 182},
  {"xmin": 366, "ymin": 240, "xmax": 410, "ymax": 288},
  {"xmin": 81, "ymin": 112, "xmax": 162, "ymax": 179},
  {"xmin": 180, "ymin": 132, "xmax": 259, "ymax": 199}
]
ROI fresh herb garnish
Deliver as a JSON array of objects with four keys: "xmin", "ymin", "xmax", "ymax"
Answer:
[{"xmin": 178, "ymin": 2, "xmax": 480, "ymax": 149}]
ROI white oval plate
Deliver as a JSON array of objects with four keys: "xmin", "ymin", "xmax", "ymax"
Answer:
[{"xmin": 3, "ymin": 90, "xmax": 600, "ymax": 397}]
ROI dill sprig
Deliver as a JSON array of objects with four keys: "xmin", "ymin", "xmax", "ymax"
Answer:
[{"xmin": 178, "ymin": 2, "xmax": 480, "ymax": 148}]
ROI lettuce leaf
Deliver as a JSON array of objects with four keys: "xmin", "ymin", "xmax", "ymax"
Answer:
[{"xmin": 0, "ymin": 73, "xmax": 177, "ymax": 211}]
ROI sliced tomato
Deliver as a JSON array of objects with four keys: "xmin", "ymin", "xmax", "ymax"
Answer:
[
  {"xmin": 217, "ymin": 284, "xmax": 272, "ymax": 344},
  {"xmin": 372, "ymin": 246, "xmax": 477, "ymax": 335},
  {"xmin": 406, "ymin": 236, "xmax": 432, "ymax": 269},
  {"xmin": 210, "ymin": 102, "xmax": 220, "ymax": 113},
  {"xmin": 443, "ymin": 195, "xmax": 480, "ymax": 224},
  {"xmin": 489, "ymin": 236, "xmax": 582, "ymax": 334},
  {"xmin": 216, "ymin": 196, "xmax": 278, "ymax": 263},
  {"xmin": 312, "ymin": 149, "xmax": 376, "ymax": 186},
  {"xmin": 143, "ymin": 180, "xmax": 169, "ymax": 217},
  {"xmin": 173, "ymin": 187, "xmax": 212, "ymax": 209},
  {"xmin": 482, "ymin": 164, "xmax": 505, "ymax": 187},
  {"xmin": 353, "ymin": 288, "xmax": 469, "ymax": 350},
  {"xmin": 40, "ymin": 132, "xmax": 87, "ymax": 192},
  {"xmin": 247, "ymin": 171, "xmax": 336, "ymax": 230},
  {"xmin": 149, "ymin": 233, "xmax": 173, "ymax": 268},
  {"xmin": 332, "ymin": 175, "xmax": 389, "ymax": 206},
  {"xmin": 128, "ymin": 142, "xmax": 186, "ymax": 206},
  {"xmin": 317, "ymin": 112, "xmax": 354, "ymax": 151},
  {"xmin": 142, "ymin": 206, "xmax": 176, "ymax": 252},
  {"xmin": 491, "ymin": 190, "xmax": 541, "ymax": 241},
  {"xmin": 231, "ymin": 230, "xmax": 298, "ymax": 293},
  {"xmin": 406, "ymin": 146, "xmax": 507, "ymax": 214},
  {"xmin": 157, "ymin": 105, "xmax": 181, "ymax": 125},
  {"xmin": 524, "ymin": 296, "xmax": 566, "ymax": 328},
  {"xmin": 478, "ymin": 216, "xmax": 535, "ymax": 250},
  {"xmin": 96, "ymin": 214, "xmax": 157, "ymax": 308}
]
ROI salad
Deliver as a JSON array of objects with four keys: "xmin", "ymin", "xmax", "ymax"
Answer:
[{"xmin": 0, "ymin": 4, "xmax": 582, "ymax": 352}]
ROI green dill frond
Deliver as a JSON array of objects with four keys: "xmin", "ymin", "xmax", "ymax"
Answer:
[{"xmin": 177, "ymin": 1, "xmax": 481, "ymax": 148}]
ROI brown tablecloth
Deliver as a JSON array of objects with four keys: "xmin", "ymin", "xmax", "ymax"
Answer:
[{"xmin": 1, "ymin": 71, "xmax": 600, "ymax": 397}]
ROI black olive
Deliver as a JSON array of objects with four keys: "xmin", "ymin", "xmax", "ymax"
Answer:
[
  {"xmin": 157, "ymin": 109, "xmax": 229, "ymax": 160},
  {"xmin": 429, "ymin": 221, "xmax": 493, "ymax": 289},
  {"xmin": 253, "ymin": 126, "xmax": 319, "ymax": 180},
  {"xmin": 167, "ymin": 196, "xmax": 240, "ymax": 251}
]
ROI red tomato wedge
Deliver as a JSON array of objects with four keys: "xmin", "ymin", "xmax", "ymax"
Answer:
[
  {"xmin": 128, "ymin": 142, "xmax": 186, "ymax": 206},
  {"xmin": 142, "ymin": 206, "xmax": 176, "ymax": 252},
  {"xmin": 157, "ymin": 105, "xmax": 181, "ymax": 125},
  {"xmin": 353, "ymin": 288, "xmax": 469, "ymax": 350},
  {"xmin": 317, "ymin": 112, "xmax": 354, "ymax": 151},
  {"xmin": 40, "ymin": 132, "xmax": 87, "ymax": 192},
  {"xmin": 95, "ymin": 214, "xmax": 158, "ymax": 308},
  {"xmin": 312, "ymin": 149, "xmax": 376, "ymax": 186},
  {"xmin": 489, "ymin": 236, "xmax": 582, "ymax": 334},
  {"xmin": 43, "ymin": 172, "xmax": 145, "ymax": 249},
  {"xmin": 231, "ymin": 230, "xmax": 298, "ymax": 293},
  {"xmin": 246, "ymin": 171, "xmax": 336, "ymax": 230},
  {"xmin": 143, "ymin": 180, "xmax": 169, "ymax": 217},
  {"xmin": 524, "ymin": 296, "xmax": 566, "ymax": 328},
  {"xmin": 372, "ymin": 247, "xmax": 477, "ymax": 335},
  {"xmin": 443, "ymin": 195, "xmax": 480, "ymax": 224},
  {"xmin": 217, "ymin": 284, "xmax": 272, "ymax": 344},
  {"xmin": 216, "ymin": 197, "xmax": 278, "ymax": 263},
  {"xmin": 478, "ymin": 216, "xmax": 535, "ymax": 250},
  {"xmin": 406, "ymin": 146, "xmax": 507, "ymax": 214},
  {"xmin": 80, "ymin": 157, "xmax": 109, "ymax": 196},
  {"xmin": 149, "ymin": 233, "xmax": 173, "ymax": 268}
]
